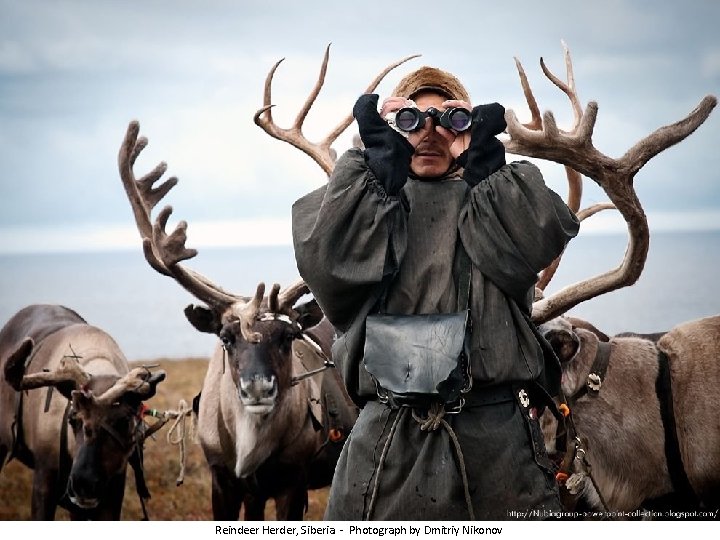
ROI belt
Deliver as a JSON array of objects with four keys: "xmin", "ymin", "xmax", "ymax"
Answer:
[
  {"xmin": 462, "ymin": 384, "xmax": 517, "ymax": 408},
  {"xmin": 368, "ymin": 383, "xmax": 518, "ymax": 411}
]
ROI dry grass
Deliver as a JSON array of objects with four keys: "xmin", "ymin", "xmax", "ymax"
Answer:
[{"xmin": 0, "ymin": 357, "xmax": 329, "ymax": 521}]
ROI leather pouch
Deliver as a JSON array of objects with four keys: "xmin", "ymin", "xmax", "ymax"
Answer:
[{"xmin": 363, "ymin": 310, "xmax": 471, "ymax": 406}]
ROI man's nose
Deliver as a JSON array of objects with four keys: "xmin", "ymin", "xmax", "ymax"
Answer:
[{"xmin": 425, "ymin": 127, "xmax": 444, "ymax": 141}]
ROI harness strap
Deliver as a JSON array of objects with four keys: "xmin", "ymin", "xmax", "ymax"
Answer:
[
  {"xmin": 547, "ymin": 340, "xmax": 639, "ymax": 517},
  {"xmin": 576, "ymin": 341, "xmax": 612, "ymax": 399},
  {"xmin": 655, "ymin": 349, "xmax": 699, "ymax": 505},
  {"xmin": 10, "ymin": 388, "xmax": 24, "ymax": 464},
  {"xmin": 43, "ymin": 387, "xmax": 54, "ymax": 413},
  {"xmin": 129, "ymin": 443, "xmax": 150, "ymax": 520},
  {"xmin": 57, "ymin": 400, "xmax": 73, "ymax": 509},
  {"xmin": 97, "ymin": 407, "xmax": 153, "ymax": 519},
  {"xmin": 553, "ymin": 342, "xmax": 630, "ymax": 516}
]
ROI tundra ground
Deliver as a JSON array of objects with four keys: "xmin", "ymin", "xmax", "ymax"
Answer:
[{"xmin": 0, "ymin": 358, "xmax": 329, "ymax": 520}]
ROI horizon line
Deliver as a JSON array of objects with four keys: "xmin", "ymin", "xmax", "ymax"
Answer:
[{"xmin": 1, "ymin": 212, "xmax": 719, "ymax": 255}]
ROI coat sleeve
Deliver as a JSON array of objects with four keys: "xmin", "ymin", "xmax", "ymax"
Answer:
[
  {"xmin": 459, "ymin": 160, "xmax": 580, "ymax": 306},
  {"xmin": 292, "ymin": 148, "xmax": 408, "ymax": 332}
]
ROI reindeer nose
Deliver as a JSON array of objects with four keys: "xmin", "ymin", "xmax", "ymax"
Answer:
[
  {"xmin": 239, "ymin": 374, "xmax": 278, "ymax": 403},
  {"xmin": 67, "ymin": 473, "xmax": 101, "ymax": 509}
]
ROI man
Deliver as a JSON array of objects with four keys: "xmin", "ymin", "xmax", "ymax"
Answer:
[{"xmin": 292, "ymin": 66, "xmax": 579, "ymax": 520}]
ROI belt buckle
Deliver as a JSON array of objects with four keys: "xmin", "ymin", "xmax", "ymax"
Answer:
[{"xmin": 444, "ymin": 397, "xmax": 465, "ymax": 414}]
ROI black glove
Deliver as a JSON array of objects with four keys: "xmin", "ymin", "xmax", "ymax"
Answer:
[
  {"xmin": 457, "ymin": 103, "xmax": 506, "ymax": 187},
  {"xmin": 353, "ymin": 94, "xmax": 414, "ymax": 196}
]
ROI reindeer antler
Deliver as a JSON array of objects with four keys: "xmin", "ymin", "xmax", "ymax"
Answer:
[
  {"xmin": 518, "ymin": 45, "xmax": 619, "ymax": 291},
  {"xmin": 94, "ymin": 367, "xmax": 166, "ymax": 406},
  {"xmin": 520, "ymin": 45, "xmax": 584, "ymax": 291},
  {"xmin": 277, "ymin": 279, "xmax": 310, "ymax": 313},
  {"xmin": 254, "ymin": 44, "xmax": 420, "ymax": 175},
  {"xmin": 230, "ymin": 282, "xmax": 266, "ymax": 343},
  {"xmin": 507, "ymin": 42, "xmax": 717, "ymax": 323},
  {"xmin": 118, "ymin": 121, "xmax": 248, "ymax": 312},
  {"xmin": 14, "ymin": 355, "xmax": 91, "ymax": 391},
  {"xmin": 119, "ymin": 122, "xmax": 317, "ymax": 341},
  {"xmin": 266, "ymin": 279, "xmax": 310, "ymax": 321}
]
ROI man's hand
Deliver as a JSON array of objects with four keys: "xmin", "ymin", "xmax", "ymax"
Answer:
[
  {"xmin": 459, "ymin": 103, "xmax": 507, "ymax": 186},
  {"xmin": 353, "ymin": 94, "xmax": 414, "ymax": 195}
]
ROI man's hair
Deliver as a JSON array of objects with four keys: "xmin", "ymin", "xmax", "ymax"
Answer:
[{"xmin": 391, "ymin": 66, "xmax": 470, "ymax": 103}]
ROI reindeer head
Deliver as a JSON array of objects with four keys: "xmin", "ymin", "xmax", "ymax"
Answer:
[
  {"xmin": 4, "ymin": 342, "xmax": 165, "ymax": 510},
  {"xmin": 182, "ymin": 281, "xmax": 322, "ymax": 414},
  {"xmin": 538, "ymin": 317, "xmax": 612, "ymax": 400},
  {"xmin": 538, "ymin": 317, "xmax": 581, "ymax": 367}
]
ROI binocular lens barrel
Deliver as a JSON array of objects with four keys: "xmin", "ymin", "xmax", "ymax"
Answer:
[
  {"xmin": 392, "ymin": 107, "xmax": 472, "ymax": 133},
  {"xmin": 395, "ymin": 108, "xmax": 423, "ymax": 132},
  {"xmin": 447, "ymin": 109, "xmax": 472, "ymax": 132}
]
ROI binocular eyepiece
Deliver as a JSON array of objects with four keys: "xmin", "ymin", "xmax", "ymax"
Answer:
[{"xmin": 393, "ymin": 106, "xmax": 472, "ymax": 133}]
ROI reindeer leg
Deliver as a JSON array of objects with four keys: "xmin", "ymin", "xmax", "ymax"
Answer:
[
  {"xmin": 274, "ymin": 482, "xmax": 308, "ymax": 521},
  {"xmin": 0, "ymin": 444, "xmax": 8, "ymax": 474},
  {"xmin": 211, "ymin": 465, "xmax": 243, "ymax": 520},
  {"xmin": 242, "ymin": 493, "xmax": 266, "ymax": 521}
]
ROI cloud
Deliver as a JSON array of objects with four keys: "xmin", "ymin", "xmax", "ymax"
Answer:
[
  {"xmin": 0, "ymin": 216, "xmax": 293, "ymax": 254},
  {"xmin": 702, "ymin": 48, "xmax": 720, "ymax": 78},
  {"xmin": 0, "ymin": 0, "xmax": 718, "ymax": 252}
]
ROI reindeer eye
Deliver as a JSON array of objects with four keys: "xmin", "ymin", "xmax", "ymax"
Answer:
[
  {"xmin": 220, "ymin": 331, "xmax": 235, "ymax": 350},
  {"xmin": 280, "ymin": 330, "xmax": 297, "ymax": 353},
  {"xmin": 68, "ymin": 415, "xmax": 81, "ymax": 430}
]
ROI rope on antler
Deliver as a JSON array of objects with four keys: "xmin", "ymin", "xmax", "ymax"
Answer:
[{"xmin": 144, "ymin": 399, "xmax": 196, "ymax": 486}]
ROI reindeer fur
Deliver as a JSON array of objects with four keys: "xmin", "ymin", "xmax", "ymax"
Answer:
[{"xmin": 542, "ymin": 315, "xmax": 720, "ymax": 512}]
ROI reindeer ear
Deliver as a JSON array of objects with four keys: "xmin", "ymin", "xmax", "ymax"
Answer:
[
  {"xmin": 184, "ymin": 304, "xmax": 222, "ymax": 335},
  {"xmin": 71, "ymin": 389, "xmax": 94, "ymax": 411},
  {"xmin": 4, "ymin": 337, "xmax": 34, "ymax": 391},
  {"xmin": 295, "ymin": 299, "xmax": 324, "ymax": 330},
  {"xmin": 141, "ymin": 370, "xmax": 166, "ymax": 400},
  {"xmin": 55, "ymin": 381, "xmax": 80, "ymax": 400},
  {"xmin": 122, "ymin": 370, "xmax": 166, "ymax": 408},
  {"xmin": 544, "ymin": 328, "xmax": 580, "ymax": 363}
]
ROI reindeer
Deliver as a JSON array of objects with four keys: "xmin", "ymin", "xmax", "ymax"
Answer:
[
  {"xmin": 0, "ymin": 304, "xmax": 166, "ymax": 520},
  {"xmin": 538, "ymin": 315, "xmax": 720, "ymax": 514},
  {"xmin": 486, "ymin": 44, "xmax": 718, "ymax": 515},
  {"xmin": 254, "ymin": 42, "xmax": 717, "ymax": 516},
  {"xmin": 116, "ymin": 117, "xmax": 363, "ymax": 519}
]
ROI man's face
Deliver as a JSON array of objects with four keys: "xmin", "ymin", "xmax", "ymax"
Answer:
[{"xmin": 409, "ymin": 92, "xmax": 455, "ymax": 178}]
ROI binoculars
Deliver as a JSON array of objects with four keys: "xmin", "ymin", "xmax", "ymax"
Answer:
[{"xmin": 393, "ymin": 106, "xmax": 472, "ymax": 133}]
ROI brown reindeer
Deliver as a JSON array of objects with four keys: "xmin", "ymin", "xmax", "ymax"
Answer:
[
  {"xmin": 0, "ymin": 304, "xmax": 166, "ymax": 520},
  {"xmin": 539, "ymin": 315, "xmax": 720, "ymax": 514},
  {"xmin": 116, "ymin": 119, "xmax": 360, "ymax": 520}
]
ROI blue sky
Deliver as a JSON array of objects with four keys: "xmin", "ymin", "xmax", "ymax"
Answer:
[{"xmin": 0, "ymin": 0, "xmax": 718, "ymax": 253}]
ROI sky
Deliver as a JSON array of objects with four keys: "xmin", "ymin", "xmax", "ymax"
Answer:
[{"xmin": 0, "ymin": 0, "xmax": 718, "ymax": 254}]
